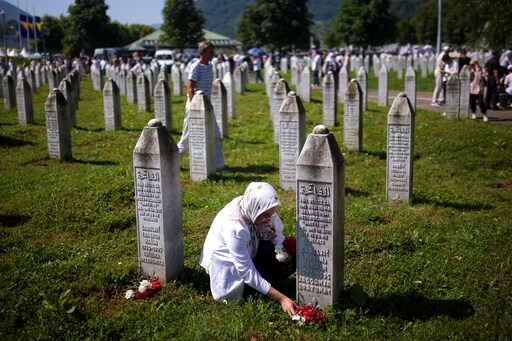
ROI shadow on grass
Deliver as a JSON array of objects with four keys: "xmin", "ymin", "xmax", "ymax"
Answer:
[
  {"xmin": 70, "ymin": 159, "xmax": 120, "ymax": 166},
  {"xmin": 75, "ymin": 126, "xmax": 104, "ymax": 132},
  {"xmin": 345, "ymin": 187, "xmax": 370, "ymax": 197},
  {"xmin": 0, "ymin": 213, "xmax": 31, "ymax": 227},
  {"xmin": 177, "ymin": 266, "xmax": 211, "ymax": 295},
  {"xmin": 362, "ymin": 150, "xmax": 421, "ymax": 161},
  {"xmin": 412, "ymin": 192, "xmax": 493, "ymax": 211},
  {"xmin": 223, "ymin": 164, "xmax": 278, "ymax": 174},
  {"xmin": 364, "ymin": 292, "xmax": 474, "ymax": 321},
  {"xmin": 335, "ymin": 290, "xmax": 474, "ymax": 322},
  {"xmin": 210, "ymin": 164, "xmax": 278, "ymax": 182},
  {"xmin": 0, "ymin": 135, "xmax": 35, "ymax": 147}
]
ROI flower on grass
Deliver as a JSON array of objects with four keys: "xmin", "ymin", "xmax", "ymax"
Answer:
[
  {"xmin": 125, "ymin": 289, "xmax": 135, "ymax": 300},
  {"xmin": 275, "ymin": 236, "xmax": 296, "ymax": 262},
  {"xmin": 125, "ymin": 279, "xmax": 161, "ymax": 300},
  {"xmin": 291, "ymin": 305, "xmax": 325, "ymax": 325}
]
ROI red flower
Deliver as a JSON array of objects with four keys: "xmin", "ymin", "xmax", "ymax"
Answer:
[
  {"xmin": 136, "ymin": 279, "xmax": 161, "ymax": 299},
  {"xmin": 283, "ymin": 236, "xmax": 296, "ymax": 257},
  {"xmin": 296, "ymin": 305, "xmax": 325, "ymax": 324}
]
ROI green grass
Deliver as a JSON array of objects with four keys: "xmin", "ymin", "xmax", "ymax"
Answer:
[{"xmin": 1, "ymin": 72, "xmax": 511, "ymax": 340}]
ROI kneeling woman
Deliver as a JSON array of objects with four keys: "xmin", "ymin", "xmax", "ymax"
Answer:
[{"xmin": 199, "ymin": 182, "xmax": 297, "ymax": 317}]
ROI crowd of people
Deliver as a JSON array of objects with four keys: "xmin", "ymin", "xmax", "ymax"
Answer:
[{"xmin": 432, "ymin": 47, "xmax": 512, "ymax": 121}]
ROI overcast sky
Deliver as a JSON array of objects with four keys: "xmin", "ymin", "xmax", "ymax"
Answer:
[{"xmin": 5, "ymin": 0, "xmax": 165, "ymax": 26}]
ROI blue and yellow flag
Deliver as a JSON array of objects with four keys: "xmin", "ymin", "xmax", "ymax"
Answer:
[
  {"xmin": 35, "ymin": 16, "xmax": 42, "ymax": 38},
  {"xmin": 19, "ymin": 14, "xmax": 28, "ymax": 39},
  {"xmin": 19, "ymin": 14, "xmax": 37, "ymax": 39},
  {"xmin": 27, "ymin": 16, "xmax": 34, "ymax": 39}
]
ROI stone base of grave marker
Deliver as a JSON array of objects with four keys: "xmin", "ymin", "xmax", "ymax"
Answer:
[
  {"xmin": 386, "ymin": 93, "xmax": 415, "ymax": 204},
  {"xmin": 296, "ymin": 125, "xmax": 345, "ymax": 307},
  {"xmin": 134, "ymin": 119, "xmax": 183, "ymax": 282}
]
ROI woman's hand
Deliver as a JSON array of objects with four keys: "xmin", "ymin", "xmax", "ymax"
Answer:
[
  {"xmin": 267, "ymin": 287, "xmax": 298, "ymax": 317},
  {"xmin": 279, "ymin": 295, "xmax": 299, "ymax": 317}
]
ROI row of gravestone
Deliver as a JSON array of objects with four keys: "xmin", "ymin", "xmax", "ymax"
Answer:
[
  {"xmin": 29, "ymin": 65, "xmax": 416, "ymax": 307},
  {"xmin": 133, "ymin": 89, "xmax": 415, "ymax": 307},
  {"xmin": 3, "ymin": 65, "xmax": 79, "ymax": 127}
]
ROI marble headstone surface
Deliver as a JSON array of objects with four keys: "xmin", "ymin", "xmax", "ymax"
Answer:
[
  {"xmin": 296, "ymin": 125, "xmax": 345, "ymax": 307},
  {"xmin": 386, "ymin": 93, "xmax": 415, "ymax": 204},
  {"xmin": 133, "ymin": 119, "xmax": 183, "ymax": 282}
]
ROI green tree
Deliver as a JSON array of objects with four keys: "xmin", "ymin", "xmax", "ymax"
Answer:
[
  {"xmin": 160, "ymin": 0, "xmax": 204, "ymax": 51},
  {"xmin": 63, "ymin": 0, "xmax": 110, "ymax": 58},
  {"xmin": 38, "ymin": 15, "xmax": 65, "ymax": 53},
  {"xmin": 411, "ymin": 0, "xmax": 436, "ymax": 44},
  {"xmin": 397, "ymin": 20, "xmax": 417, "ymax": 45},
  {"xmin": 236, "ymin": 0, "xmax": 313, "ymax": 51},
  {"xmin": 127, "ymin": 24, "xmax": 156, "ymax": 40},
  {"xmin": 327, "ymin": 0, "xmax": 396, "ymax": 48},
  {"xmin": 412, "ymin": 0, "xmax": 512, "ymax": 49}
]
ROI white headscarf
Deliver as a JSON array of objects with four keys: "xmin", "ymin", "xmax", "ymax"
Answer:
[{"xmin": 239, "ymin": 182, "xmax": 280, "ymax": 224}]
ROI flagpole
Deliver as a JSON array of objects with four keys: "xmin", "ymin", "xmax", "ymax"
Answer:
[
  {"xmin": 32, "ymin": 0, "xmax": 36, "ymax": 53},
  {"xmin": 17, "ymin": 0, "xmax": 22, "ymax": 49},
  {"xmin": 25, "ymin": 1, "xmax": 29, "ymax": 53}
]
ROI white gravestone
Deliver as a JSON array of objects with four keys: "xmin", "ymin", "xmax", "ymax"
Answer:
[
  {"xmin": 323, "ymin": 71, "xmax": 337, "ymax": 126},
  {"xmin": 188, "ymin": 91, "xmax": 216, "ymax": 181},
  {"xmin": 145, "ymin": 69, "xmax": 155, "ymax": 97},
  {"xmin": 459, "ymin": 66, "xmax": 470, "ymax": 118},
  {"xmin": 445, "ymin": 73, "xmax": 460, "ymax": 120},
  {"xmin": 404, "ymin": 66, "xmax": 416, "ymax": 111},
  {"xmin": 35, "ymin": 64, "xmax": 41, "ymax": 88},
  {"xmin": 27, "ymin": 69, "xmax": 36, "ymax": 93},
  {"xmin": 153, "ymin": 79, "xmax": 172, "ymax": 132},
  {"xmin": 272, "ymin": 78, "xmax": 290, "ymax": 144},
  {"xmin": 67, "ymin": 72, "xmax": 79, "ymax": 110},
  {"xmin": 45, "ymin": 88, "xmax": 72, "ymax": 160},
  {"xmin": 296, "ymin": 125, "xmax": 345, "ymax": 307},
  {"xmin": 126, "ymin": 71, "xmax": 137, "ymax": 104},
  {"xmin": 378, "ymin": 65, "xmax": 389, "ymax": 106},
  {"xmin": 222, "ymin": 72, "xmax": 236, "ymax": 119},
  {"xmin": 300, "ymin": 66, "xmax": 311, "ymax": 103},
  {"xmin": 137, "ymin": 73, "xmax": 151, "ymax": 113},
  {"xmin": 16, "ymin": 77, "xmax": 34, "ymax": 125},
  {"xmin": 265, "ymin": 64, "xmax": 274, "ymax": 96},
  {"xmin": 356, "ymin": 67, "xmax": 368, "ymax": 112},
  {"xmin": 343, "ymin": 79, "xmax": 363, "ymax": 151},
  {"xmin": 268, "ymin": 71, "xmax": 280, "ymax": 117},
  {"xmin": 211, "ymin": 79, "xmax": 228, "ymax": 138},
  {"xmin": 396, "ymin": 57, "xmax": 404, "ymax": 80},
  {"xmin": 59, "ymin": 79, "xmax": 76, "ymax": 128},
  {"xmin": 118, "ymin": 68, "xmax": 127, "ymax": 95},
  {"xmin": 3, "ymin": 75, "xmax": 16, "ymax": 109},
  {"xmin": 279, "ymin": 91, "xmax": 306, "ymax": 191},
  {"xmin": 234, "ymin": 66, "xmax": 244, "ymax": 94},
  {"xmin": 386, "ymin": 93, "xmax": 415, "ymax": 204},
  {"xmin": 338, "ymin": 66, "xmax": 348, "ymax": 104},
  {"xmin": 103, "ymin": 79, "xmax": 122, "ymax": 131},
  {"xmin": 134, "ymin": 119, "xmax": 183, "ymax": 282},
  {"xmin": 280, "ymin": 57, "xmax": 288, "ymax": 74}
]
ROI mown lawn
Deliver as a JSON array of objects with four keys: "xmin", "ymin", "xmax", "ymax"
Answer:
[{"xmin": 0, "ymin": 69, "xmax": 511, "ymax": 340}]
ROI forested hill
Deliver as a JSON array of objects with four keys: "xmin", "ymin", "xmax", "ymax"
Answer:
[
  {"xmin": 195, "ymin": 0, "xmax": 341, "ymax": 39},
  {"xmin": 196, "ymin": 0, "xmax": 426, "ymax": 39}
]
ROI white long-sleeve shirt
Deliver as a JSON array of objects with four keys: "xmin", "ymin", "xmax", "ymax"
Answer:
[{"xmin": 199, "ymin": 196, "xmax": 285, "ymax": 302}]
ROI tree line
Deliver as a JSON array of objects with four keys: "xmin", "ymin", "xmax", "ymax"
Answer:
[{"xmin": 42, "ymin": 0, "xmax": 510, "ymax": 59}]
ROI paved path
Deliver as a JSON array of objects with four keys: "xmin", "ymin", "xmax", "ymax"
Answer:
[{"xmin": 367, "ymin": 90, "xmax": 512, "ymax": 125}]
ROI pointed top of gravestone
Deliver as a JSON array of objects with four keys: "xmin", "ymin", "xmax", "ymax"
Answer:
[
  {"xmin": 148, "ymin": 119, "xmax": 162, "ymax": 127},
  {"xmin": 388, "ymin": 93, "xmax": 415, "ymax": 117},
  {"xmin": 312, "ymin": 125, "xmax": 329, "ymax": 134}
]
